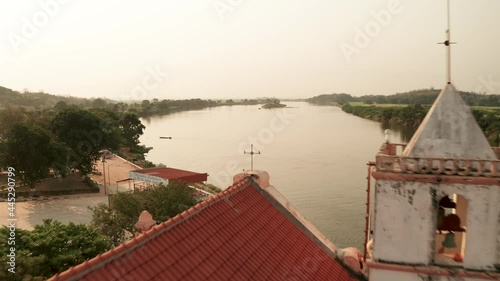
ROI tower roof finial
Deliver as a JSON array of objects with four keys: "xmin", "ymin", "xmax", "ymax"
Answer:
[{"xmin": 438, "ymin": 0, "xmax": 456, "ymax": 84}]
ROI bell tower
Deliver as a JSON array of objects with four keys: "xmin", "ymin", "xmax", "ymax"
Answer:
[
  {"xmin": 366, "ymin": 83, "xmax": 500, "ymax": 281},
  {"xmin": 365, "ymin": 2, "xmax": 499, "ymax": 279}
]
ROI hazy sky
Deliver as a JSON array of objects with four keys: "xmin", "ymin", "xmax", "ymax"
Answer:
[{"xmin": 1, "ymin": 0, "xmax": 499, "ymax": 100}]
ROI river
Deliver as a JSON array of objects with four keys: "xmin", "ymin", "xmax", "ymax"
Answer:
[{"xmin": 139, "ymin": 102, "xmax": 408, "ymax": 249}]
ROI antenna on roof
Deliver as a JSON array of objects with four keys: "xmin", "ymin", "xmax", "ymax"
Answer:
[
  {"xmin": 244, "ymin": 144, "xmax": 261, "ymax": 171},
  {"xmin": 438, "ymin": 0, "xmax": 456, "ymax": 84}
]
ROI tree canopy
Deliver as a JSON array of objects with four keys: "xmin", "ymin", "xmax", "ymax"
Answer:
[
  {"xmin": 306, "ymin": 89, "xmax": 500, "ymax": 107},
  {"xmin": 0, "ymin": 103, "xmax": 151, "ymax": 188},
  {"xmin": 50, "ymin": 109, "xmax": 112, "ymax": 175},
  {"xmin": 0, "ymin": 124, "xmax": 66, "ymax": 189},
  {"xmin": 90, "ymin": 181, "xmax": 197, "ymax": 246},
  {"xmin": 0, "ymin": 219, "xmax": 112, "ymax": 280},
  {"xmin": 120, "ymin": 113, "xmax": 145, "ymax": 149}
]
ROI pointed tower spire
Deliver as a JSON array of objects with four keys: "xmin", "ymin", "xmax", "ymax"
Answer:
[
  {"xmin": 403, "ymin": 0, "xmax": 495, "ymax": 160},
  {"xmin": 403, "ymin": 84, "xmax": 496, "ymax": 159}
]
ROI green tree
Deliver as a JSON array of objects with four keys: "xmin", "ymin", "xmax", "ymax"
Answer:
[
  {"xmin": 141, "ymin": 100, "xmax": 151, "ymax": 114},
  {"xmin": 0, "ymin": 107, "xmax": 29, "ymax": 137},
  {"xmin": 0, "ymin": 219, "xmax": 112, "ymax": 280},
  {"xmin": 0, "ymin": 227, "xmax": 49, "ymax": 281},
  {"xmin": 91, "ymin": 98, "xmax": 107, "ymax": 109},
  {"xmin": 90, "ymin": 181, "xmax": 196, "ymax": 245},
  {"xmin": 88, "ymin": 204, "xmax": 129, "ymax": 246},
  {"xmin": 120, "ymin": 113, "xmax": 145, "ymax": 149},
  {"xmin": 0, "ymin": 124, "xmax": 61, "ymax": 191},
  {"xmin": 50, "ymin": 109, "xmax": 109, "ymax": 175},
  {"xmin": 53, "ymin": 101, "xmax": 68, "ymax": 111},
  {"xmin": 90, "ymin": 108, "xmax": 123, "ymax": 150},
  {"xmin": 113, "ymin": 102, "xmax": 128, "ymax": 113}
]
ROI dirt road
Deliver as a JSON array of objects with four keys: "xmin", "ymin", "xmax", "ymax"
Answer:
[{"xmin": 90, "ymin": 154, "xmax": 142, "ymax": 194}]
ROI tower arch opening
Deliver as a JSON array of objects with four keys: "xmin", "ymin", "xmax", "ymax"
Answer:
[{"xmin": 434, "ymin": 193, "xmax": 468, "ymax": 265}]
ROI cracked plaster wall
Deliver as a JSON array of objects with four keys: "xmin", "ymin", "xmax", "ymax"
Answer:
[{"xmin": 372, "ymin": 180, "xmax": 499, "ymax": 270}]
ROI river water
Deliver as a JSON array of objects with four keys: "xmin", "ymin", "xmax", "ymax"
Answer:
[{"xmin": 139, "ymin": 102, "xmax": 408, "ymax": 249}]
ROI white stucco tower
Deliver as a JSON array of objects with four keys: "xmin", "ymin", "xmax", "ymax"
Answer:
[{"xmin": 367, "ymin": 84, "xmax": 500, "ymax": 281}]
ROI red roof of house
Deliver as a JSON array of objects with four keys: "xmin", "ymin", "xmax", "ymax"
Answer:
[
  {"xmin": 131, "ymin": 167, "xmax": 208, "ymax": 183},
  {"xmin": 50, "ymin": 176, "xmax": 364, "ymax": 281}
]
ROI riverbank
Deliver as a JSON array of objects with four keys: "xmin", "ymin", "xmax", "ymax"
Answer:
[{"xmin": 341, "ymin": 103, "xmax": 426, "ymax": 128}]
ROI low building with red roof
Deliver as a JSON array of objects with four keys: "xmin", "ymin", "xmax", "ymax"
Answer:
[
  {"xmin": 50, "ymin": 170, "xmax": 366, "ymax": 281},
  {"xmin": 130, "ymin": 167, "xmax": 208, "ymax": 185}
]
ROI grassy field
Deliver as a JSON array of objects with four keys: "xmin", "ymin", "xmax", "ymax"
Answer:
[
  {"xmin": 347, "ymin": 102, "xmax": 409, "ymax": 108},
  {"xmin": 471, "ymin": 106, "xmax": 500, "ymax": 114},
  {"xmin": 348, "ymin": 102, "xmax": 500, "ymax": 114}
]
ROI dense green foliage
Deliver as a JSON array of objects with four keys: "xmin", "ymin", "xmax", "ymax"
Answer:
[
  {"xmin": 50, "ymin": 109, "xmax": 115, "ymax": 176},
  {"xmin": 306, "ymin": 93, "xmax": 356, "ymax": 106},
  {"xmin": 90, "ymin": 181, "xmax": 197, "ymax": 246},
  {"xmin": 342, "ymin": 103, "xmax": 500, "ymax": 146},
  {"xmin": 307, "ymin": 89, "xmax": 500, "ymax": 106},
  {"xmin": 0, "ymin": 219, "xmax": 112, "ymax": 280},
  {"xmin": 0, "ymin": 124, "xmax": 68, "ymax": 189},
  {"xmin": 0, "ymin": 86, "xmax": 97, "ymax": 110},
  {"xmin": 131, "ymin": 98, "xmax": 218, "ymax": 116},
  {"xmin": 1, "ymin": 85, "xmax": 289, "ymax": 118},
  {"xmin": 471, "ymin": 110, "xmax": 500, "ymax": 146},
  {"xmin": 0, "ymin": 106, "xmax": 147, "ymax": 190},
  {"xmin": 342, "ymin": 103, "xmax": 428, "ymax": 127},
  {"xmin": 119, "ymin": 112, "xmax": 146, "ymax": 149}
]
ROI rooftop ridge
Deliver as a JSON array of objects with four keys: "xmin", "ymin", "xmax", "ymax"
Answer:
[{"xmin": 50, "ymin": 174, "xmax": 366, "ymax": 281}]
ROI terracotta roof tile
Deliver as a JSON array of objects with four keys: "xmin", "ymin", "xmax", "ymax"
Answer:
[{"xmin": 50, "ymin": 177, "xmax": 365, "ymax": 281}]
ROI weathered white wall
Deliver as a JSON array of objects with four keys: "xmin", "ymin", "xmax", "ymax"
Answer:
[
  {"xmin": 432, "ymin": 276, "xmax": 488, "ymax": 281},
  {"xmin": 370, "ymin": 267, "xmax": 490, "ymax": 281},
  {"xmin": 373, "ymin": 180, "xmax": 434, "ymax": 264},
  {"xmin": 369, "ymin": 268, "xmax": 424, "ymax": 281},
  {"xmin": 373, "ymin": 179, "xmax": 499, "ymax": 270},
  {"xmin": 498, "ymin": 214, "xmax": 500, "ymax": 266}
]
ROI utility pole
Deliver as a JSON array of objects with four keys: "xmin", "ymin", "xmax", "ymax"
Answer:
[
  {"xmin": 244, "ymin": 144, "xmax": 261, "ymax": 171},
  {"xmin": 102, "ymin": 157, "xmax": 107, "ymax": 195}
]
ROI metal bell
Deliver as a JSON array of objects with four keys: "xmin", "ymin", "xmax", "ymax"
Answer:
[{"xmin": 442, "ymin": 232, "xmax": 457, "ymax": 248}]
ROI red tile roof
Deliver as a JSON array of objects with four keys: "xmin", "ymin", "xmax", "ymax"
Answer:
[
  {"xmin": 131, "ymin": 167, "xmax": 208, "ymax": 183},
  {"xmin": 50, "ymin": 177, "xmax": 365, "ymax": 281}
]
